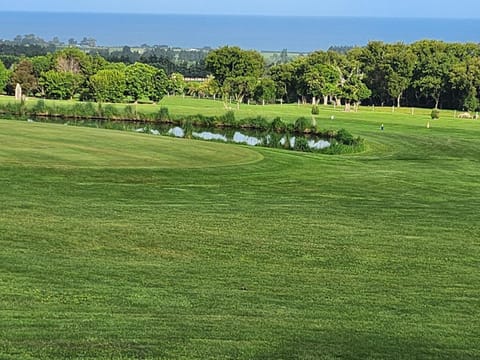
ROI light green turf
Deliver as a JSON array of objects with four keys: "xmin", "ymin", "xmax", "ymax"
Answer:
[
  {"xmin": 0, "ymin": 121, "xmax": 262, "ymax": 169},
  {"xmin": 0, "ymin": 100, "xmax": 479, "ymax": 359}
]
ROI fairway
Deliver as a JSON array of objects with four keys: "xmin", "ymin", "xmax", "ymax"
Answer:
[{"xmin": 1, "ymin": 110, "xmax": 479, "ymax": 359}]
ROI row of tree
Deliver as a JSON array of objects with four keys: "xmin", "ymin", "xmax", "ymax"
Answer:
[
  {"xmin": 2, "ymin": 40, "xmax": 480, "ymax": 111},
  {"xmin": 357, "ymin": 40, "xmax": 480, "ymax": 110},
  {"xmin": 203, "ymin": 41, "xmax": 480, "ymax": 111},
  {"xmin": 0, "ymin": 48, "xmax": 190, "ymax": 103}
]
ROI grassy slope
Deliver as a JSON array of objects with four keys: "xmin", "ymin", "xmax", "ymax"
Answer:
[{"xmin": 0, "ymin": 99, "xmax": 479, "ymax": 359}]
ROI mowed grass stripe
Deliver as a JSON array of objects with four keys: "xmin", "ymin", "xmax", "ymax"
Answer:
[
  {"xmin": 0, "ymin": 120, "xmax": 263, "ymax": 169},
  {"xmin": 0, "ymin": 111, "xmax": 479, "ymax": 359}
]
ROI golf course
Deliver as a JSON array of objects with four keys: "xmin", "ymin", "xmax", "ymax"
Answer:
[{"xmin": 1, "ymin": 96, "xmax": 479, "ymax": 359}]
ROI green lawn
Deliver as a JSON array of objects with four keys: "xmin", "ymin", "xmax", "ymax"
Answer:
[{"xmin": 0, "ymin": 98, "xmax": 479, "ymax": 359}]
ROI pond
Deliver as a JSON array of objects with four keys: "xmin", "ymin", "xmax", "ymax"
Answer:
[{"xmin": 29, "ymin": 117, "xmax": 332, "ymax": 151}]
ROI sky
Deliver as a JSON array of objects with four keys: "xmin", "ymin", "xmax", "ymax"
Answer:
[{"xmin": 2, "ymin": 0, "xmax": 480, "ymax": 18}]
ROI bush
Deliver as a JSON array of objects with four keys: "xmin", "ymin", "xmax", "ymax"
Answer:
[
  {"xmin": 336, "ymin": 128, "xmax": 355, "ymax": 145},
  {"xmin": 217, "ymin": 110, "xmax": 236, "ymax": 126},
  {"xmin": 431, "ymin": 109, "xmax": 440, "ymax": 119},
  {"xmin": 182, "ymin": 119, "xmax": 193, "ymax": 139},
  {"xmin": 249, "ymin": 116, "xmax": 269, "ymax": 130},
  {"xmin": 311, "ymin": 104, "xmax": 319, "ymax": 115},
  {"xmin": 293, "ymin": 136, "xmax": 311, "ymax": 152},
  {"xmin": 158, "ymin": 107, "xmax": 170, "ymax": 121},
  {"xmin": 123, "ymin": 105, "xmax": 137, "ymax": 120},
  {"xmin": 32, "ymin": 100, "xmax": 48, "ymax": 115},
  {"xmin": 100, "ymin": 104, "xmax": 120, "ymax": 119},
  {"xmin": 294, "ymin": 117, "xmax": 312, "ymax": 133},
  {"xmin": 270, "ymin": 117, "xmax": 286, "ymax": 132},
  {"xmin": 71, "ymin": 102, "xmax": 98, "ymax": 118}
]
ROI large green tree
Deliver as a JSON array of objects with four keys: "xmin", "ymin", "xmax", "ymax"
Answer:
[
  {"xmin": 222, "ymin": 76, "xmax": 257, "ymax": 109},
  {"xmin": 205, "ymin": 46, "xmax": 265, "ymax": 87},
  {"xmin": 125, "ymin": 62, "xmax": 158, "ymax": 102},
  {"xmin": 90, "ymin": 69, "xmax": 126, "ymax": 103},
  {"xmin": 411, "ymin": 40, "xmax": 455, "ymax": 109},
  {"xmin": 269, "ymin": 62, "xmax": 295, "ymax": 103},
  {"xmin": 449, "ymin": 57, "xmax": 480, "ymax": 111},
  {"xmin": 356, "ymin": 41, "xmax": 390, "ymax": 105},
  {"xmin": 40, "ymin": 70, "xmax": 83, "ymax": 100},
  {"xmin": 385, "ymin": 43, "xmax": 417, "ymax": 107}
]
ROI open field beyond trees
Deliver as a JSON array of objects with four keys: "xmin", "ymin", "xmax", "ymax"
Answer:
[{"xmin": 0, "ymin": 97, "xmax": 479, "ymax": 359}]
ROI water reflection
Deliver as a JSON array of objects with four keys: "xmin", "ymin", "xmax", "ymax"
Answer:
[
  {"xmin": 31, "ymin": 117, "xmax": 331, "ymax": 151},
  {"xmin": 166, "ymin": 126, "xmax": 331, "ymax": 150},
  {"xmin": 168, "ymin": 126, "xmax": 184, "ymax": 137},
  {"xmin": 233, "ymin": 132, "xmax": 263, "ymax": 146},
  {"xmin": 193, "ymin": 131, "xmax": 228, "ymax": 142}
]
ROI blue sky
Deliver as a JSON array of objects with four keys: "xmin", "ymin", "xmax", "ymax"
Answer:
[{"xmin": 2, "ymin": 0, "xmax": 480, "ymax": 18}]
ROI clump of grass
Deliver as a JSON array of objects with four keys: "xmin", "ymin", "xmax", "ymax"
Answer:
[
  {"xmin": 294, "ymin": 117, "xmax": 313, "ymax": 133},
  {"xmin": 123, "ymin": 105, "xmax": 138, "ymax": 120},
  {"xmin": 158, "ymin": 107, "xmax": 170, "ymax": 122}
]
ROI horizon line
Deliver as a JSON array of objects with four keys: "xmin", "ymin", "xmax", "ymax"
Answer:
[{"xmin": 1, "ymin": 10, "xmax": 479, "ymax": 20}]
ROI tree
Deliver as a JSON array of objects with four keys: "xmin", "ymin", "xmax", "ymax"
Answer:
[
  {"xmin": 411, "ymin": 40, "xmax": 454, "ymax": 109},
  {"xmin": 9, "ymin": 59, "xmax": 37, "ymax": 95},
  {"xmin": 222, "ymin": 76, "xmax": 257, "ymax": 109},
  {"xmin": 54, "ymin": 47, "xmax": 90, "ymax": 74},
  {"xmin": 356, "ymin": 41, "xmax": 390, "ymax": 105},
  {"xmin": 341, "ymin": 57, "xmax": 371, "ymax": 111},
  {"xmin": 152, "ymin": 68, "xmax": 168, "ymax": 102},
  {"xmin": 303, "ymin": 63, "xmax": 341, "ymax": 105},
  {"xmin": 0, "ymin": 60, "xmax": 9, "ymax": 93},
  {"xmin": 385, "ymin": 43, "xmax": 416, "ymax": 107},
  {"xmin": 125, "ymin": 62, "xmax": 158, "ymax": 102},
  {"xmin": 342, "ymin": 74, "xmax": 371, "ymax": 111},
  {"xmin": 254, "ymin": 77, "xmax": 276, "ymax": 105},
  {"xmin": 40, "ymin": 70, "xmax": 83, "ymax": 100},
  {"xmin": 30, "ymin": 55, "xmax": 54, "ymax": 95},
  {"xmin": 269, "ymin": 62, "xmax": 295, "ymax": 103},
  {"xmin": 167, "ymin": 72, "xmax": 186, "ymax": 96},
  {"xmin": 201, "ymin": 75, "xmax": 220, "ymax": 100},
  {"xmin": 90, "ymin": 69, "xmax": 126, "ymax": 102},
  {"xmin": 449, "ymin": 56, "xmax": 480, "ymax": 111},
  {"xmin": 205, "ymin": 46, "xmax": 265, "ymax": 87}
]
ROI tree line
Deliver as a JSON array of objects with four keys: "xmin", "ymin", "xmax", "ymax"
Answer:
[
  {"xmin": 1, "ymin": 40, "xmax": 480, "ymax": 111},
  {"xmin": 269, "ymin": 40, "xmax": 480, "ymax": 111},
  {"xmin": 0, "ymin": 48, "xmax": 189, "ymax": 103}
]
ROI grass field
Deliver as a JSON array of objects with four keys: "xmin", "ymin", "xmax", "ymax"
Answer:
[{"xmin": 1, "ymin": 97, "xmax": 479, "ymax": 359}]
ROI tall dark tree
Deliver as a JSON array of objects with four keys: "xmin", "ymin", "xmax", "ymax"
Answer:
[{"xmin": 9, "ymin": 59, "xmax": 37, "ymax": 95}]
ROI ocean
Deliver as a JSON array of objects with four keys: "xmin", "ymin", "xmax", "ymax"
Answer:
[{"xmin": 0, "ymin": 12, "xmax": 479, "ymax": 52}]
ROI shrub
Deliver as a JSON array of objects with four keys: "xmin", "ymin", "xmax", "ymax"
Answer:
[
  {"xmin": 431, "ymin": 109, "xmax": 440, "ymax": 119},
  {"xmin": 223, "ymin": 110, "xmax": 236, "ymax": 125},
  {"xmin": 216, "ymin": 110, "xmax": 236, "ymax": 126},
  {"xmin": 311, "ymin": 104, "xmax": 319, "ymax": 115},
  {"xmin": 182, "ymin": 119, "xmax": 193, "ymax": 139},
  {"xmin": 32, "ymin": 100, "xmax": 48, "ymax": 115},
  {"xmin": 101, "ymin": 104, "xmax": 120, "ymax": 119},
  {"xmin": 123, "ymin": 105, "xmax": 137, "ymax": 120},
  {"xmin": 336, "ymin": 128, "xmax": 355, "ymax": 145},
  {"xmin": 293, "ymin": 136, "xmax": 311, "ymax": 152},
  {"xmin": 270, "ymin": 117, "xmax": 286, "ymax": 132},
  {"xmin": 71, "ymin": 102, "xmax": 98, "ymax": 118},
  {"xmin": 249, "ymin": 116, "xmax": 269, "ymax": 130},
  {"xmin": 158, "ymin": 107, "xmax": 170, "ymax": 121},
  {"xmin": 294, "ymin": 117, "xmax": 312, "ymax": 133}
]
